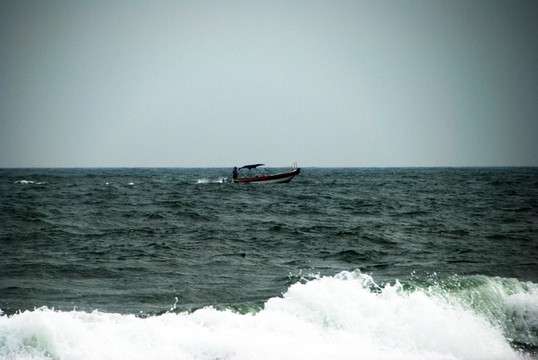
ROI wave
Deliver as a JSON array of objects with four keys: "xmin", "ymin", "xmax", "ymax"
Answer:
[
  {"xmin": 196, "ymin": 178, "xmax": 227, "ymax": 184},
  {"xmin": 1, "ymin": 271, "xmax": 536, "ymax": 360},
  {"xmin": 14, "ymin": 180, "xmax": 47, "ymax": 185}
]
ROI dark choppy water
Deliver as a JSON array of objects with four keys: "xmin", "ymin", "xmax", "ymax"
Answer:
[{"xmin": 1, "ymin": 167, "xmax": 537, "ymax": 359}]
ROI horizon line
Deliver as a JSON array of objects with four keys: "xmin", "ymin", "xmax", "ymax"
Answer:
[{"xmin": 1, "ymin": 165, "xmax": 537, "ymax": 170}]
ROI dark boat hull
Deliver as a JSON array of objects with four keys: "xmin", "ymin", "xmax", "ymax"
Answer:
[{"xmin": 232, "ymin": 168, "xmax": 300, "ymax": 184}]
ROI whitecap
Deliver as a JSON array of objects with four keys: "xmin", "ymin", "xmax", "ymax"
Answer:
[
  {"xmin": 0, "ymin": 271, "xmax": 529, "ymax": 360},
  {"xmin": 14, "ymin": 180, "xmax": 35, "ymax": 184}
]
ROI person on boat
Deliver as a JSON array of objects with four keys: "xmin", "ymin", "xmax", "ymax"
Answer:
[{"xmin": 232, "ymin": 166, "xmax": 238, "ymax": 180}]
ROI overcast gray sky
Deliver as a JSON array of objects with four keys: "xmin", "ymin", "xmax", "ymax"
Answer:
[{"xmin": 1, "ymin": 0, "xmax": 537, "ymax": 167}]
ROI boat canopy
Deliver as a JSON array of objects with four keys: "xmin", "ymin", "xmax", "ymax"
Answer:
[{"xmin": 239, "ymin": 164, "xmax": 265, "ymax": 170}]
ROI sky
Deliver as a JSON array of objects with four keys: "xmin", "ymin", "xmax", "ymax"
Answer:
[{"xmin": 1, "ymin": 0, "xmax": 537, "ymax": 168}]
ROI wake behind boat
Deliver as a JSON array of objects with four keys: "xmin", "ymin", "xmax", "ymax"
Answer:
[{"xmin": 225, "ymin": 163, "xmax": 300, "ymax": 184}]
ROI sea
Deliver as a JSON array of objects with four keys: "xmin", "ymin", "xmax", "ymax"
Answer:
[{"xmin": 0, "ymin": 167, "xmax": 537, "ymax": 360}]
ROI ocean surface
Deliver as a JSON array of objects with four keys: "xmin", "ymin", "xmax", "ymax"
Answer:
[{"xmin": 1, "ymin": 167, "xmax": 537, "ymax": 360}]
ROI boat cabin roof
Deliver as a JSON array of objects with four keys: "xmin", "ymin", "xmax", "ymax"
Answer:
[{"xmin": 239, "ymin": 164, "xmax": 265, "ymax": 170}]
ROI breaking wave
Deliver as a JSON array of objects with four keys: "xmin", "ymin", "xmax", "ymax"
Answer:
[
  {"xmin": 14, "ymin": 180, "xmax": 47, "ymax": 185},
  {"xmin": 1, "ymin": 270, "xmax": 536, "ymax": 360}
]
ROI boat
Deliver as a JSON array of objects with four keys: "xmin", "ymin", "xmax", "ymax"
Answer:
[{"xmin": 226, "ymin": 163, "xmax": 300, "ymax": 184}]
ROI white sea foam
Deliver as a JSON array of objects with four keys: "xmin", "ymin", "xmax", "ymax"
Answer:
[
  {"xmin": 196, "ymin": 178, "xmax": 226, "ymax": 184},
  {"xmin": 14, "ymin": 180, "xmax": 34, "ymax": 184},
  {"xmin": 0, "ymin": 271, "xmax": 533, "ymax": 360},
  {"xmin": 14, "ymin": 180, "xmax": 46, "ymax": 185}
]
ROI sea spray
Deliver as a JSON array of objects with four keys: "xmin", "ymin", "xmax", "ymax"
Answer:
[
  {"xmin": 402, "ymin": 273, "xmax": 538, "ymax": 351},
  {"xmin": 1, "ymin": 270, "xmax": 532, "ymax": 360}
]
